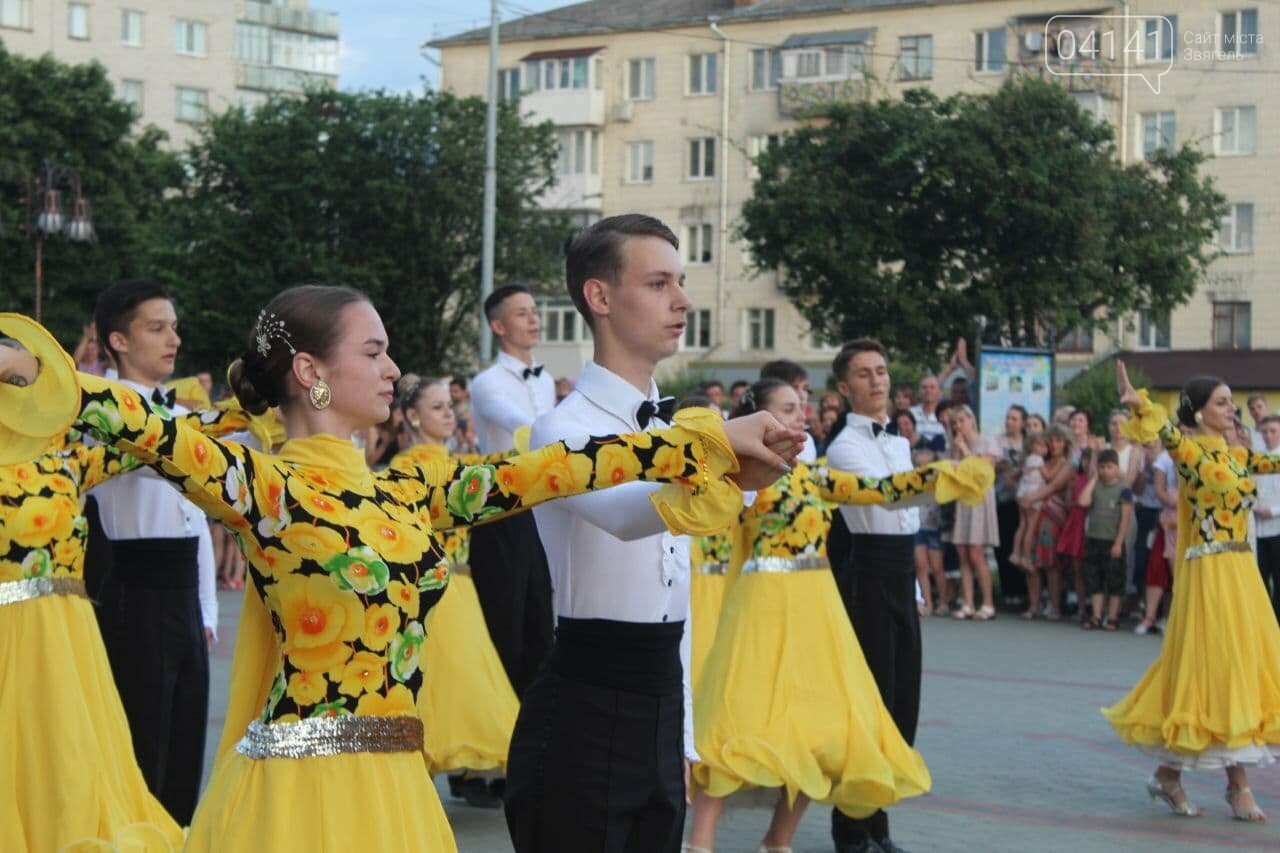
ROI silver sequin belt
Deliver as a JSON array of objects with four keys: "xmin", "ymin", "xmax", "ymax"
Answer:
[
  {"xmin": 698, "ymin": 562, "xmax": 728, "ymax": 576},
  {"xmin": 740, "ymin": 555, "xmax": 831, "ymax": 574},
  {"xmin": 1183, "ymin": 541, "xmax": 1253, "ymax": 562},
  {"xmin": 0, "ymin": 576, "xmax": 87, "ymax": 607},
  {"xmin": 235, "ymin": 715, "xmax": 424, "ymax": 760}
]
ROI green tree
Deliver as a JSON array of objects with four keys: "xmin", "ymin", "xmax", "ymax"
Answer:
[
  {"xmin": 1063, "ymin": 360, "xmax": 1149, "ymax": 436},
  {"xmin": 160, "ymin": 89, "xmax": 566, "ymax": 376},
  {"xmin": 0, "ymin": 46, "xmax": 183, "ymax": 343},
  {"xmin": 741, "ymin": 77, "xmax": 1225, "ymax": 366}
]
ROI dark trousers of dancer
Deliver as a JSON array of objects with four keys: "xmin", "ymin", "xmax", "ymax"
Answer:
[
  {"xmin": 469, "ymin": 511, "xmax": 554, "ymax": 697},
  {"xmin": 94, "ymin": 537, "xmax": 209, "ymax": 826},
  {"xmin": 831, "ymin": 533, "xmax": 921, "ymax": 849},
  {"xmin": 505, "ymin": 618, "xmax": 685, "ymax": 852},
  {"xmin": 1258, "ymin": 534, "xmax": 1280, "ymax": 623}
]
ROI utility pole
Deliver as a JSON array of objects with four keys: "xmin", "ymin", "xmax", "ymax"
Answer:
[{"xmin": 479, "ymin": 0, "xmax": 499, "ymax": 363}]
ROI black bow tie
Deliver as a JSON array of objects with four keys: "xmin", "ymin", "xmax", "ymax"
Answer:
[
  {"xmin": 522, "ymin": 364, "xmax": 544, "ymax": 379},
  {"xmin": 151, "ymin": 387, "xmax": 176, "ymax": 409},
  {"xmin": 871, "ymin": 422, "xmax": 885, "ymax": 438},
  {"xmin": 636, "ymin": 397, "xmax": 676, "ymax": 429}
]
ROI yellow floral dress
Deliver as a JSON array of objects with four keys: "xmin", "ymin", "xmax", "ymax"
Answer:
[
  {"xmin": 388, "ymin": 442, "xmax": 520, "ymax": 778},
  {"xmin": 1, "ymin": 410, "xmax": 247, "ymax": 853},
  {"xmin": 1103, "ymin": 393, "xmax": 1280, "ymax": 769},
  {"xmin": 693, "ymin": 458, "xmax": 992, "ymax": 816},
  {"xmin": 51, "ymin": 372, "xmax": 737, "ymax": 852},
  {"xmin": 690, "ymin": 528, "xmax": 735, "ymax": 688}
]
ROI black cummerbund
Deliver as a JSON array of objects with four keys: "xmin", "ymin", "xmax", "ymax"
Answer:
[
  {"xmin": 550, "ymin": 617, "xmax": 684, "ymax": 696},
  {"xmin": 850, "ymin": 533, "xmax": 915, "ymax": 575},
  {"xmin": 110, "ymin": 537, "xmax": 200, "ymax": 589}
]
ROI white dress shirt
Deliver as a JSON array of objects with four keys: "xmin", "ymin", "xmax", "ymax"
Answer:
[
  {"xmin": 530, "ymin": 360, "xmax": 698, "ymax": 760},
  {"xmin": 89, "ymin": 379, "xmax": 218, "ymax": 636},
  {"xmin": 469, "ymin": 349, "xmax": 556, "ymax": 453},
  {"xmin": 908, "ymin": 403, "xmax": 946, "ymax": 446},
  {"xmin": 1256, "ymin": 444, "xmax": 1280, "ymax": 540},
  {"xmin": 826, "ymin": 411, "xmax": 925, "ymax": 535},
  {"xmin": 799, "ymin": 433, "xmax": 817, "ymax": 464}
]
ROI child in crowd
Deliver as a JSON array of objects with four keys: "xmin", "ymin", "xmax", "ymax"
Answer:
[
  {"xmin": 1010, "ymin": 432, "xmax": 1049, "ymax": 568},
  {"xmin": 1078, "ymin": 448, "xmax": 1134, "ymax": 630}
]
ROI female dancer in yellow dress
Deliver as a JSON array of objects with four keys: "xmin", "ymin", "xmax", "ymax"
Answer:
[
  {"xmin": 687, "ymin": 379, "xmax": 994, "ymax": 851},
  {"xmin": 388, "ymin": 376, "xmax": 518, "ymax": 800},
  {"xmin": 1105, "ymin": 362, "xmax": 1280, "ymax": 821},
  {"xmin": 0, "ymin": 286, "xmax": 801, "ymax": 851},
  {"xmin": 0, "ymin": 324, "xmax": 248, "ymax": 852}
]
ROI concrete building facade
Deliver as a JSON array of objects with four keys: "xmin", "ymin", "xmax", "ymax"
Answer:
[
  {"xmin": 1, "ymin": 0, "xmax": 338, "ymax": 148},
  {"xmin": 432, "ymin": 0, "xmax": 1275, "ymax": 386}
]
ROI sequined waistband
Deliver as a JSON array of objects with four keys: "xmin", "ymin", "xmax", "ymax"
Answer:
[
  {"xmin": 0, "ymin": 577, "xmax": 87, "ymax": 607},
  {"xmin": 1184, "ymin": 541, "xmax": 1253, "ymax": 562},
  {"xmin": 740, "ymin": 555, "xmax": 831, "ymax": 575},
  {"xmin": 235, "ymin": 715, "xmax": 424, "ymax": 760},
  {"xmin": 698, "ymin": 562, "xmax": 728, "ymax": 575}
]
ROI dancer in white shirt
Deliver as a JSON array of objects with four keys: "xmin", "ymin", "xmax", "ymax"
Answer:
[{"xmin": 504, "ymin": 214, "xmax": 803, "ymax": 852}]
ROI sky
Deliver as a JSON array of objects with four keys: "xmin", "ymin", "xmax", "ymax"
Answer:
[{"xmin": 326, "ymin": 0, "xmax": 569, "ymax": 93}]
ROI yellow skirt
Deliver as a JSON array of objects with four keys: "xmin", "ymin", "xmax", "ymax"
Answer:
[
  {"xmin": 690, "ymin": 570, "xmax": 727, "ymax": 689},
  {"xmin": 692, "ymin": 570, "xmax": 931, "ymax": 817},
  {"xmin": 419, "ymin": 573, "xmax": 518, "ymax": 776},
  {"xmin": 1103, "ymin": 550, "xmax": 1280, "ymax": 768},
  {"xmin": 185, "ymin": 747, "xmax": 456, "ymax": 851},
  {"xmin": 0, "ymin": 593, "xmax": 183, "ymax": 852}
]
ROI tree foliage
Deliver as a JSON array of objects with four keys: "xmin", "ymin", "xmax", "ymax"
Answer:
[
  {"xmin": 1063, "ymin": 360, "xmax": 1149, "ymax": 436},
  {"xmin": 0, "ymin": 45, "xmax": 183, "ymax": 342},
  {"xmin": 741, "ymin": 77, "xmax": 1226, "ymax": 366},
  {"xmin": 160, "ymin": 88, "xmax": 567, "ymax": 376}
]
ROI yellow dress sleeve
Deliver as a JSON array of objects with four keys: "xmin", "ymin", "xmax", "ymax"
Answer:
[
  {"xmin": 809, "ymin": 457, "xmax": 994, "ymax": 507},
  {"xmin": 405, "ymin": 406, "xmax": 740, "ymax": 531},
  {"xmin": 1120, "ymin": 390, "xmax": 1202, "ymax": 478}
]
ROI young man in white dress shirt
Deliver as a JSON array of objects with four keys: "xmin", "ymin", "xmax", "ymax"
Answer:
[
  {"xmin": 467, "ymin": 284, "xmax": 558, "ymax": 703},
  {"xmin": 1253, "ymin": 415, "xmax": 1280, "ymax": 622},
  {"xmin": 87, "ymin": 280, "xmax": 218, "ymax": 825},
  {"xmin": 826, "ymin": 339, "xmax": 923, "ymax": 853},
  {"xmin": 504, "ymin": 214, "xmax": 801, "ymax": 851}
]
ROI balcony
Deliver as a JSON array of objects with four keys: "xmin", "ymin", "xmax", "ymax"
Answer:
[
  {"xmin": 1012, "ymin": 14, "xmax": 1122, "ymax": 102},
  {"xmin": 521, "ymin": 89, "xmax": 606, "ymax": 127},
  {"xmin": 236, "ymin": 63, "xmax": 336, "ymax": 94},
  {"xmin": 537, "ymin": 173, "xmax": 602, "ymax": 212},
  {"xmin": 239, "ymin": 1, "xmax": 339, "ymax": 37}
]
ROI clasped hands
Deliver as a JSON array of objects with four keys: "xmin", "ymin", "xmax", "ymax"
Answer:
[{"xmin": 721, "ymin": 411, "xmax": 807, "ymax": 491}]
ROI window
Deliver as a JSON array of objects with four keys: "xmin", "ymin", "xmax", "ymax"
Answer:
[
  {"xmin": 174, "ymin": 19, "xmax": 207, "ymax": 56},
  {"xmin": 684, "ymin": 223, "xmax": 714, "ymax": 265},
  {"xmin": 747, "ymin": 134, "xmax": 779, "ymax": 179},
  {"xmin": 0, "ymin": 0, "xmax": 31, "ymax": 29},
  {"xmin": 270, "ymin": 30, "xmax": 338, "ymax": 74},
  {"xmin": 1220, "ymin": 9, "xmax": 1260, "ymax": 57},
  {"xmin": 794, "ymin": 50, "xmax": 822, "ymax": 78},
  {"xmin": 1215, "ymin": 106, "xmax": 1256, "ymax": 156},
  {"xmin": 1219, "ymin": 202, "xmax": 1254, "ymax": 253},
  {"xmin": 750, "ymin": 48, "xmax": 781, "ymax": 91},
  {"xmin": 900, "ymin": 35, "xmax": 933, "ymax": 80},
  {"xmin": 235, "ymin": 22, "xmax": 270, "ymax": 63},
  {"xmin": 683, "ymin": 309, "xmax": 712, "ymax": 350},
  {"xmin": 524, "ymin": 56, "xmax": 589, "ymax": 92},
  {"xmin": 175, "ymin": 87, "xmax": 209, "ymax": 122},
  {"xmin": 1142, "ymin": 16, "xmax": 1176, "ymax": 61},
  {"xmin": 121, "ymin": 9, "xmax": 142, "ymax": 45},
  {"xmin": 688, "ymin": 52, "xmax": 718, "ymax": 95},
  {"xmin": 746, "ymin": 308, "xmax": 776, "ymax": 351},
  {"xmin": 1140, "ymin": 111, "xmax": 1176, "ymax": 158},
  {"xmin": 498, "ymin": 68, "xmax": 521, "ymax": 101},
  {"xmin": 627, "ymin": 57, "xmax": 655, "ymax": 100},
  {"xmin": 556, "ymin": 128, "xmax": 599, "ymax": 176},
  {"xmin": 68, "ymin": 3, "xmax": 89, "ymax": 39},
  {"xmin": 540, "ymin": 301, "xmax": 584, "ymax": 343},
  {"xmin": 1136, "ymin": 310, "xmax": 1171, "ymax": 349},
  {"xmin": 120, "ymin": 79, "xmax": 143, "ymax": 111},
  {"xmin": 1056, "ymin": 325, "xmax": 1093, "ymax": 352},
  {"xmin": 975, "ymin": 28, "xmax": 1006, "ymax": 73},
  {"xmin": 825, "ymin": 47, "xmax": 863, "ymax": 77},
  {"xmin": 1213, "ymin": 302, "xmax": 1251, "ymax": 349},
  {"xmin": 689, "ymin": 137, "xmax": 715, "ymax": 179},
  {"xmin": 626, "ymin": 141, "xmax": 654, "ymax": 184}
]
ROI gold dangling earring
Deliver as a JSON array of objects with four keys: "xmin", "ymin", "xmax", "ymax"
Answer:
[
  {"xmin": 1194, "ymin": 411, "xmax": 1204, "ymax": 425},
  {"xmin": 309, "ymin": 378, "xmax": 332, "ymax": 410}
]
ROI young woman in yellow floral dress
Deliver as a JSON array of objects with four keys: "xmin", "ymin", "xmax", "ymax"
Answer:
[
  {"xmin": 0, "ymin": 287, "xmax": 801, "ymax": 852},
  {"xmin": 687, "ymin": 379, "xmax": 994, "ymax": 852},
  {"xmin": 1105, "ymin": 362, "xmax": 1280, "ymax": 822},
  {"xmin": 388, "ymin": 376, "xmax": 518, "ymax": 803},
  {"xmin": 0, "ymin": 321, "xmax": 248, "ymax": 852}
]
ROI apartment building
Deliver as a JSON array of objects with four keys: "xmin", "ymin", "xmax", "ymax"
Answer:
[
  {"xmin": 431, "ymin": 0, "xmax": 1276, "ymax": 387},
  {"xmin": 0, "ymin": 0, "xmax": 338, "ymax": 148}
]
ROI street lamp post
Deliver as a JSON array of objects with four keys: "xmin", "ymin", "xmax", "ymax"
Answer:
[{"xmin": 0, "ymin": 160, "xmax": 96, "ymax": 321}]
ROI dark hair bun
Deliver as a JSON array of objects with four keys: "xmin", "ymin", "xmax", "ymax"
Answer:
[
  {"xmin": 229, "ymin": 356, "xmax": 273, "ymax": 416},
  {"xmin": 1175, "ymin": 396, "xmax": 1196, "ymax": 428}
]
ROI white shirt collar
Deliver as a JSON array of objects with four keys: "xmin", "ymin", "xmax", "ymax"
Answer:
[
  {"xmin": 575, "ymin": 361, "xmax": 660, "ymax": 430},
  {"xmin": 118, "ymin": 377, "xmax": 166, "ymax": 398},
  {"xmin": 846, "ymin": 410, "xmax": 890, "ymax": 435},
  {"xmin": 496, "ymin": 349, "xmax": 537, "ymax": 378}
]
